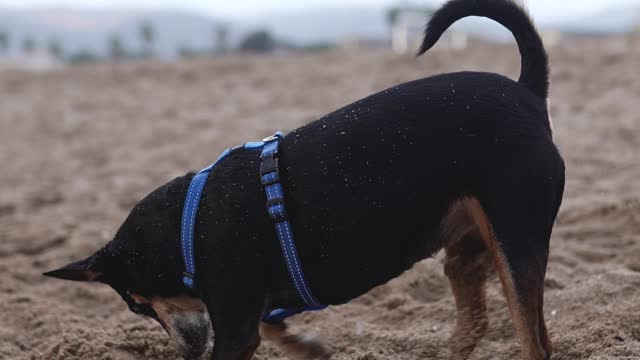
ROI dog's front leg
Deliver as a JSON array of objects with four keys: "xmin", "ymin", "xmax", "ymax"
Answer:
[
  {"xmin": 203, "ymin": 287, "xmax": 266, "ymax": 360},
  {"xmin": 261, "ymin": 321, "xmax": 332, "ymax": 359}
]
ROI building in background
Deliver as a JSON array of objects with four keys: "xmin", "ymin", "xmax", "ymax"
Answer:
[
  {"xmin": 335, "ymin": 35, "xmax": 388, "ymax": 51},
  {"xmin": 388, "ymin": 6, "xmax": 467, "ymax": 54}
]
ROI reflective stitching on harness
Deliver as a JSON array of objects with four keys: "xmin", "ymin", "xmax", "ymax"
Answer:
[
  {"xmin": 281, "ymin": 220, "xmax": 317, "ymax": 304},
  {"xmin": 187, "ymin": 175, "xmax": 203, "ymax": 272},
  {"xmin": 276, "ymin": 219, "xmax": 309, "ymax": 303},
  {"xmin": 183, "ymin": 178, "xmax": 198, "ymax": 272},
  {"xmin": 274, "ymin": 218, "xmax": 306, "ymax": 302}
]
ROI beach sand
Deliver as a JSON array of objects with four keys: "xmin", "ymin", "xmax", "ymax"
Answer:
[{"xmin": 1, "ymin": 36, "xmax": 639, "ymax": 359}]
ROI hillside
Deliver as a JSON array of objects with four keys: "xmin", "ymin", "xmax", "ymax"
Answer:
[{"xmin": 0, "ymin": 4, "xmax": 637, "ymax": 58}]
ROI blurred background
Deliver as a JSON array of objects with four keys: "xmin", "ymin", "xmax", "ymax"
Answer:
[
  {"xmin": 0, "ymin": 0, "xmax": 638, "ymax": 68},
  {"xmin": 1, "ymin": 1, "xmax": 639, "ymax": 360}
]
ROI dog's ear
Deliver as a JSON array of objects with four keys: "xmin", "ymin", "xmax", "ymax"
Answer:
[{"xmin": 43, "ymin": 254, "xmax": 103, "ymax": 282}]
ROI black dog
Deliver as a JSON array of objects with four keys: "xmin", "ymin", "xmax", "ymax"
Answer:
[{"xmin": 45, "ymin": 1, "xmax": 564, "ymax": 359}]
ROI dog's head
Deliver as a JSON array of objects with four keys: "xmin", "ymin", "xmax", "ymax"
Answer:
[{"xmin": 44, "ymin": 174, "xmax": 214, "ymax": 359}]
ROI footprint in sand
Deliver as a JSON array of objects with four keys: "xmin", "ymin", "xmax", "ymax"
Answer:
[
  {"xmin": 544, "ymin": 276, "xmax": 565, "ymax": 290},
  {"xmin": 27, "ymin": 192, "xmax": 64, "ymax": 210},
  {"xmin": 573, "ymin": 248, "xmax": 617, "ymax": 264},
  {"xmin": 406, "ymin": 275, "xmax": 449, "ymax": 303},
  {"xmin": 0, "ymin": 203, "xmax": 15, "ymax": 218}
]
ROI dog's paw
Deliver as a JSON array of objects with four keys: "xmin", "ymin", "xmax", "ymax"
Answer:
[{"xmin": 261, "ymin": 322, "xmax": 332, "ymax": 359}]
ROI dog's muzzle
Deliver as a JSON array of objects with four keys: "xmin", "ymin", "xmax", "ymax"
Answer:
[{"xmin": 161, "ymin": 309, "xmax": 213, "ymax": 360}]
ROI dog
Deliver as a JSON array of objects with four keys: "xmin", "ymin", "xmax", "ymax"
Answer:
[{"xmin": 44, "ymin": 1, "xmax": 565, "ymax": 359}]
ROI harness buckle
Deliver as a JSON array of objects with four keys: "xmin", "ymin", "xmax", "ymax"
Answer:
[
  {"xmin": 266, "ymin": 197, "xmax": 288, "ymax": 222},
  {"xmin": 230, "ymin": 145, "xmax": 245, "ymax": 154},
  {"xmin": 260, "ymin": 157, "xmax": 279, "ymax": 176},
  {"xmin": 262, "ymin": 132, "xmax": 283, "ymax": 142}
]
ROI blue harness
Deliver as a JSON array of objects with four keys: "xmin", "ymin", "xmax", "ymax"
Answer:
[{"xmin": 180, "ymin": 132, "xmax": 327, "ymax": 323}]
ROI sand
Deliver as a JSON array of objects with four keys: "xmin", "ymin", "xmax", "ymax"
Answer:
[{"xmin": 1, "ymin": 35, "xmax": 639, "ymax": 360}]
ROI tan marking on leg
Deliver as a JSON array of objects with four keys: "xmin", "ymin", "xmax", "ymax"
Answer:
[
  {"xmin": 260, "ymin": 322, "xmax": 332, "ymax": 359},
  {"xmin": 440, "ymin": 199, "xmax": 478, "ymax": 246},
  {"xmin": 441, "ymin": 199, "xmax": 492, "ymax": 359},
  {"xmin": 458, "ymin": 197, "xmax": 549, "ymax": 360},
  {"xmin": 129, "ymin": 292, "xmax": 150, "ymax": 304},
  {"xmin": 538, "ymin": 291, "xmax": 553, "ymax": 356},
  {"xmin": 242, "ymin": 339, "xmax": 260, "ymax": 360},
  {"xmin": 443, "ymin": 250, "xmax": 491, "ymax": 359}
]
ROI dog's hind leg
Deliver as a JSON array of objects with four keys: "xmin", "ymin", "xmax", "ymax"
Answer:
[
  {"xmin": 442, "ymin": 199, "xmax": 492, "ymax": 359},
  {"xmin": 485, "ymin": 228, "xmax": 552, "ymax": 359},
  {"xmin": 260, "ymin": 321, "xmax": 332, "ymax": 359},
  {"xmin": 473, "ymin": 194, "xmax": 557, "ymax": 360}
]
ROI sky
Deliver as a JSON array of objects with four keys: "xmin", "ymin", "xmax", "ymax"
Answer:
[{"xmin": 1, "ymin": 0, "xmax": 637, "ymax": 21}]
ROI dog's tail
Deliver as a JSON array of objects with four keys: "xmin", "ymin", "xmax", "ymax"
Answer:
[{"xmin": 417, "ymin": 0, "xmax": 549, "ymax": 99}]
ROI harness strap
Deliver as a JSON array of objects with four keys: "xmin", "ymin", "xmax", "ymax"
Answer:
[
  {"xmin": 259, "ymin": 134, "xmax": 325, "ymax": 311},
  {"xmin": 181, "ymin": 148, "xmax": 231, "ymax": 288},
  {"xmin": 180, "ymin": 132, "xmax": 326, "ymax": 322}
]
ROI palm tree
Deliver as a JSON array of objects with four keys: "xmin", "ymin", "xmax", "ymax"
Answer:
[
  {"xmin": 238, "ymin": 30, "xmax": 275, "ymax": 53},
  {"xmin": 214, "ymin": 24, "xmax": 229, "ymax": 55},
  {"xmin": 48, "ymin": 38, "xmax": 63, "ymax": 60},
  {"xmin": 139, "ymin": 21, "xmax": 155, "ymax": 58},
  {"xmin": 177, "ymin": 43, "xmax": 193, "ymax": 59},
  {"xmin": 0, "ymin": 30, "xmax": 9, "ymax": 55},
  {"xmin": 22, "ymin": 36, "xmax": 35, "ymax": 55},
  {"xmin": 108, "ymin": 34, "xmax": 126, "ymax": 60}
]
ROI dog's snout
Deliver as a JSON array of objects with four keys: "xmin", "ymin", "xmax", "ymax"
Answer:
[
  {"xmin": 167, "ymin": 310, "xmax": 213, "ymax": 360},
  {"xmin": 146, "ymin": 296, "xmax": 213, "ymax": 359}
]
